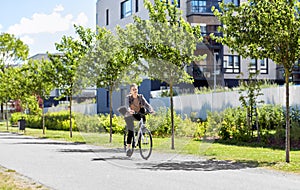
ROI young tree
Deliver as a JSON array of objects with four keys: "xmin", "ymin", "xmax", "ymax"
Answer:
[
  {"xmin": 49, "ymin": 25, "xmax": 94, "ymax": 138},
  {"xmin": 22, "ymin": 59, "xmax": 56, "ymax": 134},
  {"xmin": 77, "ymin": 26, "xmax": 140, "ymax": 143},
  {"xmin": 0, "ymin": 33, "xmax": 29, "ymax": 121},
  {"xmin": 212, "ymin": 0, "xmax": 300, "ymax": 162},
  {"xmin": 0, "ymin": 67, "xmax": 19, "ymax": 129},
  {"xmin": 122, "ymin": 0, "xmax": 204, "ymax": 149},
  {"xmin": 238, "ymin": 65, "xmax": 264, "ymax": 141}
]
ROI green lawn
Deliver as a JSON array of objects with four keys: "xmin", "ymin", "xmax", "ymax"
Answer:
[{"xmin": 1, "ymin": 124, "xmax": 300, "ymax": 174}]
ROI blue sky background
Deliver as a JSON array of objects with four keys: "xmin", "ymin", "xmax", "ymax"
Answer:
[{"xmin": 0, "ymin": 0, "xmax": 97, "ymax": 57}]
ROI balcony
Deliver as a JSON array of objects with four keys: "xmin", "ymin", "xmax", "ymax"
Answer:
[{"xmin": 187, "ymin": 0, "xmax": 221, "ymax": 16}]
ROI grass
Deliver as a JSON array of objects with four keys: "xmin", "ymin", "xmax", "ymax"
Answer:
[
  {"xmin": 0, "ymin": 166, "xmax": 48, "ymax": 190},
  {"xmin": 1, "ymin": 124, "xmax": 300, "ymax": 174}
]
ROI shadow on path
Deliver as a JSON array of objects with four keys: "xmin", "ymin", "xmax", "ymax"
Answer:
[
  {"xmin": 91, "ymin": 156, "xmax": 131, "ymax": 161},
  {"xmin": 58, "ymin": 148, "xmax": 124, "ymax": 153},
  {"xmin": 136, "ymin": 159, "xmax": 263, "ymax": 171},
  {"xmin": 15, "ymin": 141, "xmax": 86, "ymax": 145}
]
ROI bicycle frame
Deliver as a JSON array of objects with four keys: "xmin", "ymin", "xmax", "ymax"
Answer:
[
  {"xmin": 119, "ymin": 107, "xmax": 153, "ymax": 159},
  {"xmin": 132, "ymin": 118, "xmax": 145, "ymax": 148}
]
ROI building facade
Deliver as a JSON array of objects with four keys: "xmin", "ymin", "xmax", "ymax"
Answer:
[{"xmin": 96, "ymin": 0, "xmax": 286, "ymax": 88}]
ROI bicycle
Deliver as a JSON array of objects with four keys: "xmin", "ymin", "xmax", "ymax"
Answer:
[{"xmin": 118, "ymin": 106, "xmax": 153, "ymax": 160}]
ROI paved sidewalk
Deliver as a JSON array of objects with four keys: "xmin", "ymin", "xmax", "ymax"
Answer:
[{"xmin": 0, "ymin": 131, "xmax": 300, "ymax": 190}]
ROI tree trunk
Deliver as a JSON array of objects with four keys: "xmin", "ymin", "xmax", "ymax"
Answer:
[
  {"xmin": 69, "ymin": 96, "xmax": 73, "ymax": 138},
  {"xmin": 109, "ymin": 88, "xmax": 113, "ymax": 143},
  {"xmin": 256, "ymin": 107, "xmax": 260, "ymax": 142},
  {"xmin": 285, "ymin": 69, "xmax": 290, "ymax": 163},
  {"xmin": 170, "ymin": 83, "xmax": 175, "ymax": 150},
  {"xmin": 1, "ymin": 103, "xmax": 3, "ymax": 120},
  {"xmin": 5, "ymin": 102, "xmax": 8, "ymax": 131},
  {"xmin": 42, "ymin": 100, "xmax": 45, "ymax": 135}
]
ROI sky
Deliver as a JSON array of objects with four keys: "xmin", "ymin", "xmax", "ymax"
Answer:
[{"xmin": 0, "ymin": 0, "xmax": 97, "ymax": 57}]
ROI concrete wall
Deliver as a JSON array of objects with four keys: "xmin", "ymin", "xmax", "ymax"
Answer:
[
  {"xmin": 150, "ymin": 85, "xmax": 300, "ymax": 120},
  {"xmin": 44, "ymin": 104, "xmax": 97, "ymax": 115},
  {"xmin": 45, "ymin": 86, "xmax": 300, "ymax": 120}
]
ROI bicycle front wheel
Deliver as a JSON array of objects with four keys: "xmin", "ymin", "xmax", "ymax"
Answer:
[{"xmin": 138, "ymin": 127, "xmax": 152, "ymax": 160}]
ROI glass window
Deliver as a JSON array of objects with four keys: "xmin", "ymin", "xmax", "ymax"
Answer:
[
  {"xmin": 224, "ymin": 0, "xmax": 239, "ymax": 6},
  {"xmin": 162, "ymin": 0, "xmax": 180, "ymax": 7},
  {"xmin": 259, "ymin": 58, "xmax": 268, "ymax": 74},
  {"xmin": 228, "ymin": 56, "xmax": 233, "ymax": 67},
  {"xmin": 190, "ymin": 0, "xmax": 206, "ymax": 13},
  {"xmin": 106, "ymin": 91, "xmax": 109, "ymax": 108},
  {"xmin": 250, "ymin": 58, "xmax": 257, "ymax": 73},
  {"xmin": 121, "ymin": 0, "xmax": 132, "ymax": 19},
  {"xmin": 224, "ymin": 55, "xmax": 240, "ymax": 73},
  {"xmin": 250, "ymin": 58, "xmax": 268, "ymax": 74},
  {"xmin": 106, "ymin": 9, "xmax": 109, "ymax": 25}
]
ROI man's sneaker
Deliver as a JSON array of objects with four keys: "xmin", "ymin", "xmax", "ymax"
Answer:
[{"xmin": 126, "ymin": 149, "xmax": 132, "ymax": 157}]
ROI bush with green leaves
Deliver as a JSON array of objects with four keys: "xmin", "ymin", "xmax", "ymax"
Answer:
[
  {"xmin": 42, "ymin": 111, "xmax": 76, "ymax": 131},
  {"xmin": 75, "ymin": 113, "xmax": 104, "ymax": 133},
  {"xmin": 258, "ymin": 104, "xmax": 284, "ymax": 130},
  {"xmin": 146, "ymin": 107, "xmax": 197, "ymax": 137},
  {"xmin": 10, "ymin": 112, "xmax": 28, "ymax": 124},
  {"xmin": 99, "ymin": 114, "xmax": 125, "ymax": 134},
  {"xmin": 201, "ymin": 104, "xmax": 300, "ymax": 148}
]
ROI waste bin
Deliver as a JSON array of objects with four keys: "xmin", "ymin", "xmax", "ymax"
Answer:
[{"xmin": 18, "ymin": 119, "xmax": 26, "ymax": 131}]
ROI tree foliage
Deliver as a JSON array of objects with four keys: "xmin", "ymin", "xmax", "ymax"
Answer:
[
  {"xmin": 122, "ymin": 0, "xmax": 204, "ymax": 149},
  {"xmin": 22, "ymin": 59, "xmax": 56, "ymax": 134},
  {"xmin": 49, "ymin": 25, "xmax": 94, "ymax": 137},
  {"xmin": 212, "ymin": 0, "xmax": 300, "ymax": 162},
  {"xmin": 0, "ymin": 33, "xmax": 29, "ymax": 69},
  {"xmin": 0, "ymin": 32, "xmax": 29, "ymax": 123},
  {"xmin": 77, "ymin": 26, "xmax": 140, "ymax": 143}
]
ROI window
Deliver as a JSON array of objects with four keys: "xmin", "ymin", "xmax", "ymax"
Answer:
[
  {"xmin": 250, "ymin": 58, "xmax": 268, "ymax": 74},
  {"xmin": 136, "ymin": 0, "xmax": 139, "ymax": 12},
  {"xmin": 188, "ymin": 0, "xmax": 223, "ymax": 14},
  {"xmin": 106, "ymin": 9, "xmax": 109, "ymax": 25},
  {"xmin": 162, "ymin": 0, "xmax": 180, "ymax": 7},
  {"xmin": 200, "ymin": 25, "xmax": 207, "ymax": 36},
  {"xmin": 106, "ymin": 91, "xmax": 109, "ymax": 108},
  {"xmin": 223, "ymin": 55, "xmax": 240, "ymax": 73},
  {"xmin": 191, "ymin": 0, "xmax": 206, "ymax": 13},
  {"xmin": 121, "ymin": 0, "xmax": 132, "ymax": 19},
  {"xmin": 259, "ymin": 58, "xmax": 268, "ymax": 74},
  {"xmin": 224, "ymin": 0, "xmax": 239, "ymax": 6},
  {"xmin": 250, "ymin": 58, "xmax": 257, "ymax": 73}
]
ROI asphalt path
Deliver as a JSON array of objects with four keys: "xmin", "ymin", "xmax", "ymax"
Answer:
[{"xmin": 0, "ymin": 131, "xmax": 300, "ymax": 190}]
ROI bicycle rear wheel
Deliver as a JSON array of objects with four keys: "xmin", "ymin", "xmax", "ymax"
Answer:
[{"xmin": 138, "ymin": 127, "xmax": 152, "ymax": 160}]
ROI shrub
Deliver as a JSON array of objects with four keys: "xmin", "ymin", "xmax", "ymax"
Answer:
[
  {"xmin": 176, "ymin": 115, "xmax": 198, "ymax": 137},
  {"xmin": 194, "ymin": 121, "xmax": 207, "ymax": 139},
  {"xmin": 43, "ymin": 111, "xmax": 77, "ymax": 131},
  {"xmin": 146, "ymin": 107, "xmax": 181, "ymax": 137},
  {"xmin": 99, "ymin": 114, "xmax": 125, "ymax": 134},
  {"xmin": 146, "ymin": 107, "xmax": 199, "ymax": 138},
  {"xmin": 75, "ymin": 113, "xmax": 104, "ymax": 133}
]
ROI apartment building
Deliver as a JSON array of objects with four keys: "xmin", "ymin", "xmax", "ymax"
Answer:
[{"xmin": 96, "ymin": 0, "xmax": 288, "ymax": 89}]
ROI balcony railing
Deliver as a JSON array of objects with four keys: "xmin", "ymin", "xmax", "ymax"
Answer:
[{"xmin": 187, "ymin": 0, "xmax": 221, "ymax": 16}]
